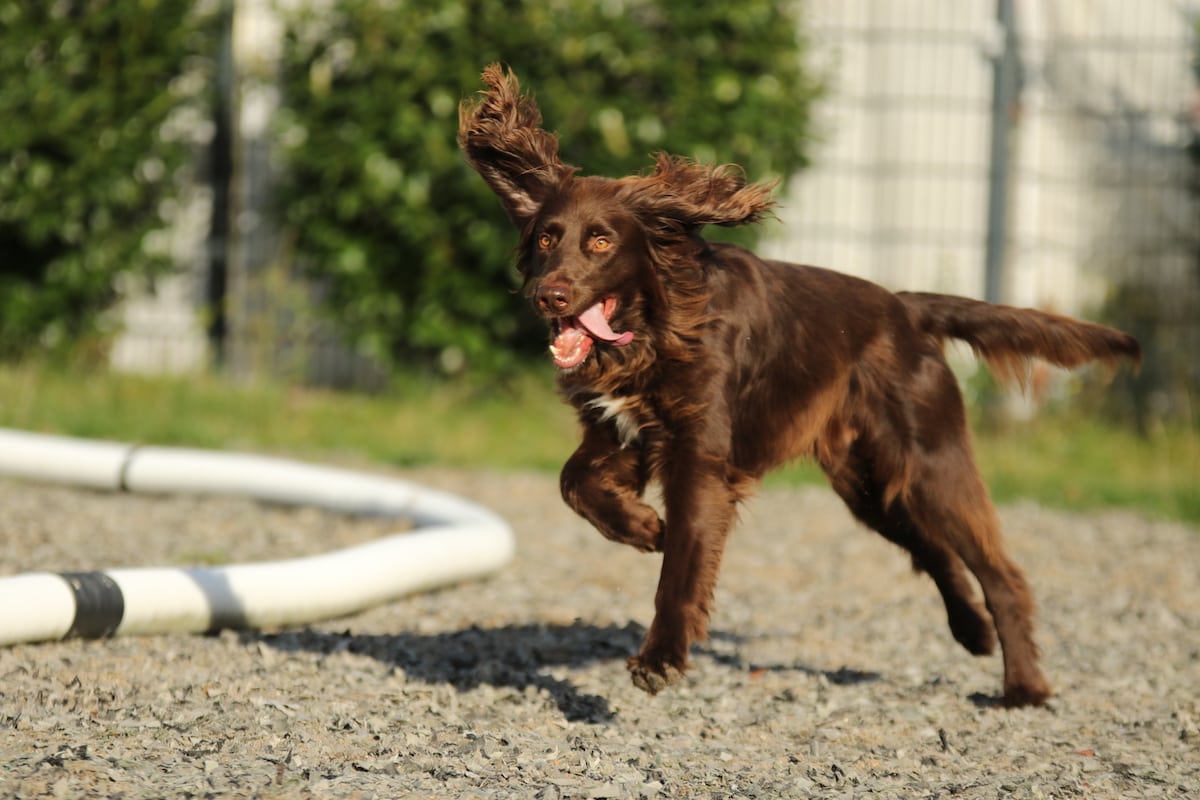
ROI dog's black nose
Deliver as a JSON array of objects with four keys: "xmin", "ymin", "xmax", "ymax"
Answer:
[{"xmin": 536, "ymin": 282, "xmax": 571, "ymax": 314}]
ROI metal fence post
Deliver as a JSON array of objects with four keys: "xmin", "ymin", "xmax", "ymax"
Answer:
[
  {"xmin": 206, "ymin": 0, "xmax": 235, "ymax": 369},
  {"xmin": 984, "ymin": 0, "xmax": 1020, "ymax": 305}
]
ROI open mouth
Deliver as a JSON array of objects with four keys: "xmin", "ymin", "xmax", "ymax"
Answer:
[{"xmin": 548, "ymin": 296, "xmax": 634, "ymax": 370}]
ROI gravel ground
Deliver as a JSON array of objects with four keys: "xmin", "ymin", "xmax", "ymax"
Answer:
[{"xmin": 1, "ymin": 466, "xmax": 1197, "ymax": 799}]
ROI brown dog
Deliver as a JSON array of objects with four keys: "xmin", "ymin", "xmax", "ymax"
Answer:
[{"xmin": 458, "ymin": 65, "xmax": 1140, "ymax": 707}]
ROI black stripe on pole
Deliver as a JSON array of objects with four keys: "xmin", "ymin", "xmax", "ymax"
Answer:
[{"xmin": 58, "ymin": 572, "xmax": 125, "ymax": 639}]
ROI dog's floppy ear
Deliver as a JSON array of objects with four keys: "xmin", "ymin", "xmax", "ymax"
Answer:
[
  {"xmin": 623, "ymin": 153, "xmax": 777, "ymax": 230},
  {"xmin": 459, "ymin": 64, "xmax": 575, "ymax": 227}
]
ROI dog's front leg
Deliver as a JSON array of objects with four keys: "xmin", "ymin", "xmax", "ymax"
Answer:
[
  {"xmin": 560, "ymin": 422, "xmax": 663, "ymax": 553},
  {"xmin": 627, "ymin": 449, "xmax": 739, "ymax": 693}
]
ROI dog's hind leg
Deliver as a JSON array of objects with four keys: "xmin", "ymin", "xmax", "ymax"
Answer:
[
  {"xmin": 825, "ymin": 449, "xmax": 996, "ymax": 658},
  {"xmin": 910, "ymin": 539, "xmax": 996, "ymax": 656},
  {"xmin": 905, "ymin": 450, "xmax": 1052, "ymax": 707},
  {"xmin": 892, "ymin": 359, "xmax": 1052, "ymax": 707}
]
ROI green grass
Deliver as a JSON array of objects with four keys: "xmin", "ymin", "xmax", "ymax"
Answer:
[
  {"xmin": 1, "ymin": 362, "xmax": 1196, "ymax": 525},
  {"xmin": 0, "ymin": 363, "xmax": 578, "ymax": 472},
  {"xmin": 972, "ymin": 415, "xmax": 1200, "ymax": 523}
]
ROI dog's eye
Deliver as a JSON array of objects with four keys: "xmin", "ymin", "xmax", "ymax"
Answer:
[
  {"xmin": 592, "ymin": 236, "xmax": 612, "ymax": 252},
  {"xmin": 537, "ymin": 233, "xmax": 552, "ymax": 250}
]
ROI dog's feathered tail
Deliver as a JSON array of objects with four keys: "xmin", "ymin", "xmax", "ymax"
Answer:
[{"xmin": 899, "ymin": 291, "xmax": 1141, "ymax": 384}]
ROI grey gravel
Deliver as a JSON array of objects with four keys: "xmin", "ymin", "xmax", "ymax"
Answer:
[{"xmin": 1, "ymin": 468, "xmax": 1197, "ymax": 798}]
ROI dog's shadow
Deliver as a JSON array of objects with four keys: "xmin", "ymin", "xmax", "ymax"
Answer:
[
  {"xmin": 245, "ymin": 621, "xmax": 642, "ymax": 722},
  {"xmin": 245, "ymin": 621, "xmax": 880, "ymax": 723}
]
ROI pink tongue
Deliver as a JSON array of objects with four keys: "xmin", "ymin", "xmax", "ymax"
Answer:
[{"xmin": 577, "ymin": 303, "xmax": 634, "ymax": 346}]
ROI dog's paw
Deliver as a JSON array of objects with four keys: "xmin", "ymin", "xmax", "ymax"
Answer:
[
  {"xmin": 947, "ymin": 601, "xmax": 996, "ymax": 656},
  {"xmin": 638, "ymin": 525, "xmax": 665, "ymax": 554},
  {"xmin": 627, "ymin": 512, "xmax": 665, "ymax": 553},
  {"xmin": 597, "ymin": 509, "xmax": 663, "ymax": 553},
  {"xmin": 999, "ymin": 681, "xmax": 1053, "ymax": 709},
  {"xmin": 626, "ymin": 655, "xmax": 684, "ymax": 694}
]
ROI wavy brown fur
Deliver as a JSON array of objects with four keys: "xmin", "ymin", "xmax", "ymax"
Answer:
[
  {"xmin": 900, "ymin": 292, "xmax": 1142, "ymax": 385},
  {"xmin": 458, "ymin": 64, "xmax": 576, "ymax": 226},
  {"xmin": 458, "ymin": 64, "xmax": 1140, "ymax": 709}
]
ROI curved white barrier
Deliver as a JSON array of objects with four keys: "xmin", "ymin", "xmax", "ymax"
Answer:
[{"xmin": 0, "ymin": 428, "xmax": 516, "ymax": 646}]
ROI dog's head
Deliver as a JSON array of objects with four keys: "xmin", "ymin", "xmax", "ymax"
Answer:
[{"xmin": 459, "ymin": 64, "xmax": 776, "ymax": 373}]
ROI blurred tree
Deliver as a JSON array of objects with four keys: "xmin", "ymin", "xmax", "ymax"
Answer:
[
  {"xmin": 277, "ymin": 0, "xmax": 821, "ymax": 373},
  {"xmin": 0, "ymin": 0, "xmax": 214, "ymax": 360}
]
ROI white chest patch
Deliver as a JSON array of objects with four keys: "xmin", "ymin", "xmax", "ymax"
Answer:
[{"xmin": 585, "ymin": 394, "xmax": 641, "ymax": 448}]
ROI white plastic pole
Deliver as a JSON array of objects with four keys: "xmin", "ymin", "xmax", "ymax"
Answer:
[
  {"xmin": 0, "ymin": 428, "xmax": 515, "ymax": 646},
  {"xmin": 0, "ymin": 428, "xmax": 130, "ymax": 490}
]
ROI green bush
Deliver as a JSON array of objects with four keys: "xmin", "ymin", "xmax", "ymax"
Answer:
[
  {"xmin": 0, "ymin": 0, "xmax": 213, "ymax": 360},
  {"xmin": 277, "ymin": 0, "xmax": 821, "ymax": 373}
]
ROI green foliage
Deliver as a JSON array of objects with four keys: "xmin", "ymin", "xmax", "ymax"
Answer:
[
  {"xmin": 0, "ymin": 0, "xmax": 213, "ymax": 359},
  {"xmin": 276, "ymin": 0, "xmax": 821, "ymax": 372}
]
